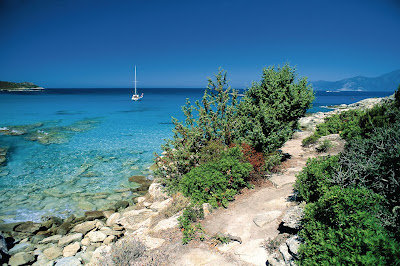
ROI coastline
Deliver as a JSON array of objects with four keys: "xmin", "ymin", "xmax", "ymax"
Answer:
[
  {"xmin": 0, "ymin": 87, "xmax": 44, "ymax": 92},
  {"xmin": 0, "ymin": 93, "xmax": 395, "ymax": 265}
]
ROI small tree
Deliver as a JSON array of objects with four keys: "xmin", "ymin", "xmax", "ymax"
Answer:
[
  {"xmin": 155, "ymin": 68, "xmax": 239, "ymax": 190},
  {"xmin": 237, "ymin": 63, "xmax": 314, "ymax": 153}
]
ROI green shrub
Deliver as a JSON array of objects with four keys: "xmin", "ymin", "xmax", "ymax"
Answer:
[
  {"xmin": 294, "ymin": 155, "xmax": 339, "ymax": 203},
  {"xmin": 335, "ymin": 122, "xmax": 400, "ymax": 233},
  {"xmin": 178, "ymin": 204, "xmax": 205, "ymax": 244},
  {"xmin": 315, "ymin": 139, "xmax": 333, "ymax": 153},
  {"xmin": 237, "ymin": 63, "xmax": 314, "ymax": 153},
  {"xmin": 298, "ymin": 186, "xmax": 400, "ymax": 265},
  {"xmin": 180, "ymin": 147, "xmax": 252, "ymax": 208}
]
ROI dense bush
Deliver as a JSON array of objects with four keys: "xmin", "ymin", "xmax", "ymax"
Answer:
[
  {"xmin": 334, "ymin": 122, "xmax": 400, "ymax": 233},
  {"xmin": 295, "ymin": 155, "xmax": 339, "ymax": 203},
  {"xmin": 237, "ymin": 63, "xmax": 314, "ymax": 153},
  {"xmin": 302, "ymin": 109, "xmax": 364, "ymax": 146},
  {"xmin": 298, "ymin": 186, "xmax": 400, "ymax": 265},
  {"xmin": 180, "ymin": 147, "xmax": 252, "ymax": 207}
]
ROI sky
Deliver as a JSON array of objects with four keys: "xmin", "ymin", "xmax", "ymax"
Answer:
[{"xmin": 0, "ymin": 0, "xmax": 399, "ymax": 88}]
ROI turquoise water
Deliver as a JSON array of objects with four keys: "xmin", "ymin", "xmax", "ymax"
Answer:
[{"xmin": 0, "ymin": 89, "xmax": 394, "ymax": 223}]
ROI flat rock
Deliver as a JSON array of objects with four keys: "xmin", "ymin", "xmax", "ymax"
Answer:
[
  {"xmin": 103, "ymin": 235, "xmax": 116, "ymax": 245},
  {"xmin": 13, "ymin": 221, "xmax": 41, "ymax": 234},
  {"xmin": 73, "ymin": 221, "xmax": 96, "ymax": 234},
  {"xmin": 84, "ymin": 210, "xmax": 104, "ymax": 220},
  {"xmin": 87, "ymin": 231, "xmax": 107, "ymax": 243},
  {"xmin": 8, "ymin": 251, "xmax": 35, "ymax": 266},
  {"xmin": 150, "ymin": 198, "xmax": 172, "ymax": 211},
  {"xmin": 55, "ymin": 256, "xmax": 82, "ymax": 266},
  {"xmin": 152, "ymin": 214, "xmax": 180, "ymax": 232},
  {"xmin": 8, "ymin": 242, "xmax": 32, "ymax": 256},
  {"xmin": 43, "ymin": 246, "xmax": 63, "ymax": 260},
  {"xmin": 234, "ymin": 239, "xmax": 268, "ymax": 265},
  {"xmin": 58, "ymin": 233, "xmax": 83, "ymax": 247},
  {"xmin": 141, "ymin": 235, "xmax": 165, "ymax": 250},
  {"xmin": 63, "ymin": 241, "xmax": 80, "ymax": 257},
  {"xmin": 176, "ymin": 248, "xmax": 236, "ymax": 266},
  {"xmin": 39, "ymin": 234, "xmax": 62, "ymax": 244},
  {"xmin": 253, "ymin": 210, "xmax": 282, "ymax": 227},
  {"xmin": 106, "ymin": 212, "xmax": 120, "ymax": 227}
]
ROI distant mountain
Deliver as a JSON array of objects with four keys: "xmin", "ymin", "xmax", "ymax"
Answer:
[
  {"xmin": 312, "ymin": 69, "xmax": 400, "ymax": 91},
  {"xmin": 0, "ymin": 81, "xmax": 44, "ymax": 91}
]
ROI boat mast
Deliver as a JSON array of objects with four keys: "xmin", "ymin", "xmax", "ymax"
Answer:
[{"xmin": 134, "ymin": 65, "xmax": 137, "ymax": 95}]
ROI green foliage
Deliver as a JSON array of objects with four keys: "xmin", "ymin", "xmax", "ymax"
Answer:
[
  {"xmin": 298, "ymin": 186, "xmax": 400, "ymax": 266},
  {"xmin": 155, "ymin": 68, "xmax": 239, "ymax": 191},
  {"xmin": 212, "ymin": 233, "xmax": 232, "ymax": 245},
  {"xmin": 178, "ymin": 204, "xmax": 205, "ymax": 244},
  {"xmin": 315, "ymin": 139, "xmax": 333, "ymax": 153},
  {"xmin": 238, "ymin": 63, "xmax": 314, "ymax": 153},
  {"xmin": 334, "ymin": 121, "xmax": 400, "ymax": 233},
  {"xmin": 0, "ymin": 81, "xmax": 40, "ymax": 90},
  {"xmin": 302, "ymin": 109, "xmax": 364, "ymax": 146},
  {"xmin": 180, "ymin": 147, "xmax": 252, "ymax": 208},
  {"xmin": 295, "ymin": 155, "xmax": 339, "ymax": 203}
]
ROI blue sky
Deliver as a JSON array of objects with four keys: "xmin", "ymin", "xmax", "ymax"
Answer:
[{"xmin": 0, "ymin": 0, "xmax": 399, "ymax": 88}]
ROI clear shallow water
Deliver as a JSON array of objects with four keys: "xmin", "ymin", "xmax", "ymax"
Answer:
[{"xmin": 0, "ymin": 89, "xmax": 394, "ymax": 223}]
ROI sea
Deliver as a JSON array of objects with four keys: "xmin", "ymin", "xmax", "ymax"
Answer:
[{"xmin": 0, "ymin": 89, "xmax": 395, "ymax": 223}]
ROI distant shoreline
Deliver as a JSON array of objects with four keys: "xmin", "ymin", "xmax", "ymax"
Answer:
[{"xmin": 0, "ymin": 87, "xmax": 45, "ymax": 92}]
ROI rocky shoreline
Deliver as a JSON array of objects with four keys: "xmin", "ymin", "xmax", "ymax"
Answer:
[
  {"xmin": 0, "ymin": 94, "xmax": 394, "ymax": 265},
  {"xmin": 0, "ymin": 88, "xmax": 44, "ymax": 92}
]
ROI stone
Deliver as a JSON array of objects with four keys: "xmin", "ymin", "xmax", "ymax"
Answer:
[
  {"xmin": 141, "ymin": 235, "xmax": 165, "ymax": 250},
  {"xmin": 0, "ymin": 231, "xmax": 8, "ymax": 260},
  {"xmin": 39, "ymin": 234, "xmax": 62, "ymax": 244},
  {"xmin": 95, "ymin": 220, "xmax": 104, "ymax": 229},
  {"xmin": 87, "ymin": 231, "xmax": 107, "ymax": 243},
  {"xmin": 41, "ymin": 216, "xmax": 63, "ymax": 230},
  {"xmin": 152, "ymin": 214, "xmax": 180, "ymax": 232},
  {"xmin": 58, "ymin": 233, "xmax": 83, "ymax": 247},
  {"xmin": 102, "ymin": 210, "xmax": 114, "ymax": 219},
  {"xmin": 114, "ymin": 200, "xmax": 129, "ymax": 210},
  {"xmin": 106, "ymin": 213, "xmax": 121, "ymax": 227},
  {"xmin": 286, "ymin": 235, "xmax": 301, "ymax": 257},
  {"xmin": 150, "ymin": 198, "xmax": 172, "ymax": 211},
  {"xmin": 55, "ymin": 256, "xmax": 82, "ymax": 266},
  {"xmin": 118, "ymin": 210, "xmax": 155, "ymax": 232},
  {"xmin": 13, "ymin": 221, "xmax": 41, "ymax": 234},
  {"xmin": 99, "ymin": 227, "xmax": 124, "ymax": 237},
  {"xmin": 281, "ymin": 206, "xmax": 304, "ymax": 231},
  {"xmin": 136, "ymin": 196, "xmax": 146, "ymax": 204},
  {"xmin": 73, "ymin": 221, "xmax": 96, "ymax": 235},
  {"xmin": 234, "ymin": 239, "xmax": 268, "ymax": 265},
  {"xmin": 56, "ymin": 221, "xmax": 73, "ymax": 235},
  {"xmin": 31, "ymin": 234, "xmax": 47, "ymax": 244},
  {"xmin": 76, "ymin": 250, "xmax": 93, "ymax": 264},
  {"xmin": 43, "ymin": 246, "xmax": 63, "ymax": 260},
  {"xmin": 253, "ymin": 210, "xmax": 282, "ymax": 227},
  {"xmin": 84, "ymin": 211, "xmax": 104, "ymax": 220},
  {"xmin": 103, "ymin": 235, "xmax": 115, "ymax": 245},
  {"xmin": 8, "ymin": 242, "xmax": 32, "ymax": 256},
  {"xmin": 148, "ymin": 182, "xmax": 168, "ymax": 201},
  {"xmin": 279, "ymin": 243, "xmax": 293, "ymax": 264},
  {"xmin": 81, "ymin": 237, "xmax": 90, "ymax": 246},
  {"xmin": 63, "ymin": 241, "xmax": 80, "ymax": 257},
  {"xmin": 8, "ymin": 251, "xmax": 35, "ymax": 266},
  {"xmin": 88, "ymin": 245, "xmax": 111, "ymax": 265}
]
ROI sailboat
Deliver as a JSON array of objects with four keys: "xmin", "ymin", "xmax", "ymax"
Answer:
[{"xmin": 131, "ymin": 65, "xmax": 143, "ymax": 101}]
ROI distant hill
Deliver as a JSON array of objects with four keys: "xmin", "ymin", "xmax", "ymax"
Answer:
[
  {"xmin": 312, "ymin": 69, "xmax": 400, "ymax": 91},
  {"xmin": 0, "ymin": 81, "xmax": 44, "ymax": 91}
]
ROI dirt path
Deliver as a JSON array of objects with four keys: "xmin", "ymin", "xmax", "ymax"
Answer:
[{"xmin": 162, "ymin": 130, "xmax": 321, "ymax": 265}]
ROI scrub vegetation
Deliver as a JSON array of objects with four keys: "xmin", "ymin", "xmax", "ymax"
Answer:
[
  {"xmin": 155, "ymin": 63, "xmax": 314, "ymax": 243},
  {"xmin": 295, "ymin": 85, "xmax": 400, "ymax": 265}
]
